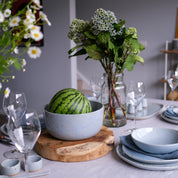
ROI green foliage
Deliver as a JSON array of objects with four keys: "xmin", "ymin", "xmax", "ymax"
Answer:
[{"xmin": 68, "ymin": 8, "xmax": 145, "ymax": 75}]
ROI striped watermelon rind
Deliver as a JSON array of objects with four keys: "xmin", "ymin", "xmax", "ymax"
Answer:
[{"xmin": 48, "ymin": 88, "xmax": 92, "ymax": 114}]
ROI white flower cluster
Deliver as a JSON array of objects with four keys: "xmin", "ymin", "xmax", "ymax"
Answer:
[
  {"xmin": 0, "ymin": 0, "xmax": 51, "ymax": 88},
  {"xmin": 91, "ymin": 8, "xmax": 119, "ymax": 36}
]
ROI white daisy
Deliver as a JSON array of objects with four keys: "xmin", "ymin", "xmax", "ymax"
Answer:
[
  {"xmin": 31, "ymin": 25, "xmax": 41, "ymax": 31},
  {"xmin": 4, "ymin": 87, "xmax": 10, "ymax": 98},
  {"xmin": 9, "ymin": 16, "xmax": 21, "ymax": 27},
  {"xmin": 0, "ymin": 82, "xmax": 2, "ymax": 90},
  {"xmin": 24, "ymin": 32, "xmax": 31, "ymax": 39},
  {"xmin": 4, "ymin": 9, "xmax": 11, "ymax": 18},
  {"xmin": 39, "ymin": 11, "xmax": 51, "ymax": 26},
  {"xmin": 27, "ymin": 47, "xmax": 41, "ymax": 59},
  {"xmin": 30, "ymin": 30, "xmax": 43, "ymax": 41},
  {"xmin": 0, "ymin": 11, "xmax": 4, "ymax": 23},
  {"xmin": 32, "ymin": 0, "xmax": 43, "ymax": 8}
]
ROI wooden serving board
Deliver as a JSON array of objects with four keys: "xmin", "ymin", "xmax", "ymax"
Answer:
[{"xmin": 35, "ymin": 126, "xmax": 114, "ymax": 162}]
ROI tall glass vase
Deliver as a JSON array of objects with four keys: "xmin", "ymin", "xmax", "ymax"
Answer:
[{"xmin": 102, "ymin": 72, "xmax": 127, "ymax": 127}]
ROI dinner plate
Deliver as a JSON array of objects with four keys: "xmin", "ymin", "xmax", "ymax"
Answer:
[
  {"xmin": 116, "ymin": 144, "xmax": 178, "ymax": 171},
  {"xmin": 173, "ymin": 108, "xmax": 178, "ymax": 115},
  {"xmin": 122, "ymin": 145, "xmax": 178, "ymax": 164},
  {"xmin": 127, "ymin": 103, "xmax": 163, "ymax": 120},
  {"xmin": 161, "ymin": 112, "xmax": 178, "ymax": 124},
  {"xmin": 165, "ymin": 111, "xmax": 178, "ymax": 120}
]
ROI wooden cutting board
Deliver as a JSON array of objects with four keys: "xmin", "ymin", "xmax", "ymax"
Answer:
[{"xmin": 35, "ymin": 126, "xmax": 114, "ymax": 162}]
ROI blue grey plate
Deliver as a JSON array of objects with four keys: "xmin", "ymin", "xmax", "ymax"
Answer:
[
  {"xmin": 127, "ymin": 103, "xmax": 163, "ymax": 120},
  {"xmin": 161, "ymin": 113, "xmax": 178, "ymax": 124},
  {"xmin": 122, "ymin": 145, "xmax": 178, "ymax": 164},
  {"xmin": 116, "ymin": 144, "xmax": 178, "ymax": 171}
]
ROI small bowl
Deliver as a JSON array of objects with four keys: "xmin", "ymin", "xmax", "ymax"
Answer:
[
  {"xmin": 131, "ymin": 127, "xmax": 178, "ymax": 154},
  {"xmin": 27, "ymin": 155, "xmax": 42, "ymax": 172},
  {"xmin": 44, "ymin": 100, "xmax": 104, "ymax": 140},
  {"xmin": 0, "ymin": 159, "xmax": 20, "ymax": 176}
]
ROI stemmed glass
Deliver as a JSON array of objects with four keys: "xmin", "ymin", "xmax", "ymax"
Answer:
[
  {"xmin": 2, "ymin": 88, "xmax": 27, "ymax": 158},
  {"xmin": 127, "ymin": 81, "xmax": 145, "ymax": 131},
  {"xmin": 167, "ymin": 70, "xmax": 178, "ymax": 101},
  {"xmin": 90, "ymin": 77, "xmax": 102, "ymax": 101},
  {"xmin": 7, "ymin": 110, "xmax": 41, "ymax": 175}
]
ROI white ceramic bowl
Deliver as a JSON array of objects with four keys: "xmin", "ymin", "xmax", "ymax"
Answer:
[
  {"xmin": 44, "ymin": 100, "xmax": 104, "ymax": 140},
  {"xmin": 131, "ymin": 127, "xmax": 178, "ymax": 154}
]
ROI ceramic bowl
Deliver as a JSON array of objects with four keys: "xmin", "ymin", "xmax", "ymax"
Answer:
[
  {"xmin": 27, "ymin": 155, "xmax": 42, "ymax": 172},
  {"xmin": 44, "ymin": 100, "xmax": 104, "ymax": 140},
  {"xmin": 131, "ymin": 127, "xmax": 178, "ymax": 154},
  {"xmin": 0, "ymin": 159, "xmax": 20, "ymax": 176}
]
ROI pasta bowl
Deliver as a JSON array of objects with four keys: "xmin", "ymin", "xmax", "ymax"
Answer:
[{"xmin": 131, "ymin": 127, "xmax": 178, "ymax": 154}]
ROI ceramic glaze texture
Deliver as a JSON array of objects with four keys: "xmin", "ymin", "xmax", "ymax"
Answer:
[
  {"xmin": 131, "ymin": 127, "xmax": 178, "ymax": 154},
  {"xmin": 44, "ymin": 101, "xmax": 104, "ymax": 140}
]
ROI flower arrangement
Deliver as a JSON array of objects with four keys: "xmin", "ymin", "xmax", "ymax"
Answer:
[
  {"xmin": 68, "ymin": 8, "xmax": 145, "ymax": 126},
  {"xmin": 0, "ymin": 0, "xmax": 51, "ymax": 89}
]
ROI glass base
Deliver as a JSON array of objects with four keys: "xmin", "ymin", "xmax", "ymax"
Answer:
[
  {"xmin": 103, "ymin": 117, "xmax": 126, "ymax": 127},
  {"xmin": 3, "ymin": 149, "xmax": 23, "ymax": 159}
]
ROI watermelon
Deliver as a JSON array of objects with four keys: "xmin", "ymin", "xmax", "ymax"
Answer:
[{"xmin": 48, "ymin": 88, "xmax": 92, "ymax": 114}]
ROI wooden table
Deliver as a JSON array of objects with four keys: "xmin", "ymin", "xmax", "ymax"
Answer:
[{"xmin": 0, "ymin": 98, "xmax": 178, "ymax": 178}]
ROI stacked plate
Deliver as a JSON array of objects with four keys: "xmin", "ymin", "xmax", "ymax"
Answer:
[
  {"xmin": 116, "ymin": 127, "xmax": 178, "ymax": 171},
  {"xmin": 161, "ymin": 107, "xmax": 178, "ymax": 124}
]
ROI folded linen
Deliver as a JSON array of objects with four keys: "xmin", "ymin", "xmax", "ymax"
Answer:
[
  {"xmin": 120, "ymin": 134, "xmax": 178, "ymax": 159},
  {"xmin": 165, "ymin": 107, "xmax": 178, "ymax": 118}
]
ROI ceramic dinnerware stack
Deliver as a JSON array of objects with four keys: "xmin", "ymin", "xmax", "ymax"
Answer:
[
  {"xmin": 161, "ymin": 107, "xmax": 178, "ymax": 124},
  {"xmin": 116, "ymin": 127, "xmax": 178, "ymax": 171}
]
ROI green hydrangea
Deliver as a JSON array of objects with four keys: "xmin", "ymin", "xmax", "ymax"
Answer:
[{"xmin": 68, "ymin": 19, "xmax": 90, "ymax": 43}]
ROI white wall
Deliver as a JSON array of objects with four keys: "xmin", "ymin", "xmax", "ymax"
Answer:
[
  {"xmin": 76, "ymin": 0, "xmax": 178, "ymax": 99},
  {"xmin": 0, "ymin": 0, "xmax": 75, "ymax": 114}
]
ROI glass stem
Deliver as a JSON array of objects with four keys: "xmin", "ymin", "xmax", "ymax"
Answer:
[
  {"xmin": 134, "ymin": 106, "xmax": 137, "ymax": 130},
  {"xmin": 24, "ymin": 152, "xmax": 29, "ymax": 175}
]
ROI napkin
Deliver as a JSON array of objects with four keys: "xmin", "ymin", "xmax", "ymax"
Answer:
[
  {"xmin": 165, "ymin": 107, "xmax": 178, "ymax": 118},
  {"xmin": 120, "ymin": 134, "xmax": 178, "ymax": 159}
]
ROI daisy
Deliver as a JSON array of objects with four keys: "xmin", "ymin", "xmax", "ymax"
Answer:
[
  {"xmin": 31, "ymin": 25, "xmax": 41, "ymax": 31},
  {"xmin": 32, "ymin": 0, "xmax": 43, "ymax": 8},
  {"xmin": 4, "ymin": 9, "xmax": 11, "ymax": 18},
  {"xmin": 0, "ymin": 11, "xmax": 4, "ymax": 23},
  {"xmin": 4, "ymin": 87, "xmax": 10, "ymax": 98},
  {"xmin": 30, "ymin": 30, "xmax": 43, "ymax": 41},
  {"xmin": 39, "ymin": 11, "xmax": 51, "ymax": 26},
  {"xmin": 9, "ymin": 16, "xmax": 21, "ymax": 27},
  {"xmin": 27, "ymin": 47, "xmax": 41, "ymax": 59},
  {"xmin": 0, "ymin": 82, "xmax": 2, "ymax": 90}
]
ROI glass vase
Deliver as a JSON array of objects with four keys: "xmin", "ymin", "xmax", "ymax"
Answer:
[{"xmin": 101, "ymin": 72, "xmax": 127, "ymax": 127}]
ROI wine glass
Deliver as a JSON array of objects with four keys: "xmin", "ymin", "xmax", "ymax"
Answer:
[
  {"xmin": 167, "ymin": 70, "xmax": 178, "ymax": 101},
  {"xmin": 127, "ymin": 81, "xmax": 145, "ymax": 131},
  {"xmin": 90, "ymin": 76, "xmax": 102, "ymax": 101},
  {"xmin": 7, "ymin": 109, "xmax": 41, "ymax": 175},
  {"xmin": 2, "ymin": 88, "xmax": 27, "ymax": 158}
]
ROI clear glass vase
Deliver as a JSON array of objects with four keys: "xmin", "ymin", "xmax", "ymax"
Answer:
[{"xmin": 101, "ymin": 73, "xmax": 127, "ymax": 127}]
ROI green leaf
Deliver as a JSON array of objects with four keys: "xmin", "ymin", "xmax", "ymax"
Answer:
[
  {"xmin": 97, "ymin": 32, "xmax": 110, "ymax": 45},
  {"xmin": 68, "ymin": 45, "xmax": 83, "ymax": 55},
  {"xmin": 123, "ymin": 55, "xmax": 144, "ymax": 71},
  {"xmin": 69, "ymin": 48, "xmax": 87, "ymax": 58},
  {"xmin": 84, "ymin": 31, "xmax": 96, "ymax": 40},
  {"xmin": 84, "ymin": 44, "xmax": 104, "ymax": 60},
  {"xmin": 13, "ymin": 59, "xmax": 21, "ymax": 70}
]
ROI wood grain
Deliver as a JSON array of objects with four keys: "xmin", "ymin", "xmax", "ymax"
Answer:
[{"xmin": 35, "ymin": 126, "xmax": 114, "ymax": 162}]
